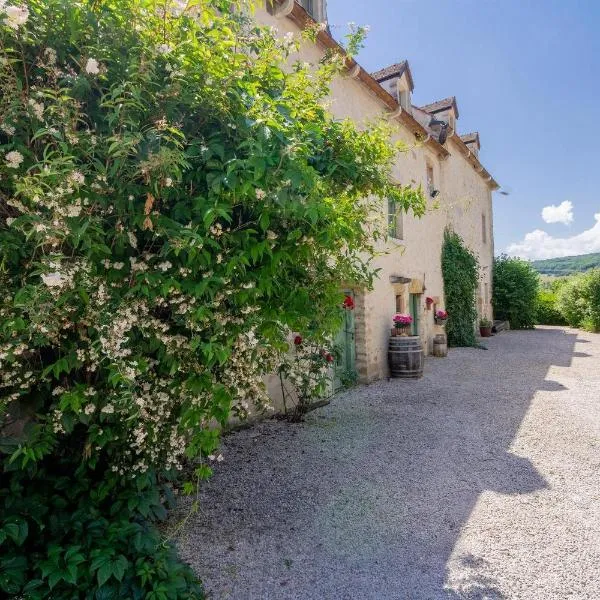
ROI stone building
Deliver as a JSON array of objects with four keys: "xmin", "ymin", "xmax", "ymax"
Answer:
[{"xmin": 261, "ymin": 0, "xmax": 498, "ymax": 388}]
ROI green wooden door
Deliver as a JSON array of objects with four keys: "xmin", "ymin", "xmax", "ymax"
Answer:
[
  {"xmin": 409, "ymin": 293, "xmax": 420, "ymax": 336},
  {"xmin": 333, "ymin": 292, "xmax": 356, "ymax": 392}
]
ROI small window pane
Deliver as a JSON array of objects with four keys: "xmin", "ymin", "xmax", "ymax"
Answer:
[{"xmin": 387, "ymin": 199, "xmax": 397, "ymax": 238}]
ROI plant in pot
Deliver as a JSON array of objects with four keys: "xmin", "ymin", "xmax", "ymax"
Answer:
[
  {"xmin": 479, "ymin": 317, "xmax": 493, "ymax": 337},
  {"xmin": 434, "ymin": 309, "xmax": 448, "ymax": 325},
  {"xmin": 392, "ymin": 313, "xmax": 413, "ymax": 336}
]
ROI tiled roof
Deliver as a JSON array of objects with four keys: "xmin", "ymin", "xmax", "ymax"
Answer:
[
  {"xmin": 419, "ymin": 96, "xmax": 459, "ymax": 119},
  {"xmin": 370, "ymin": 60, "xmax": 414, "ymax": 91}
]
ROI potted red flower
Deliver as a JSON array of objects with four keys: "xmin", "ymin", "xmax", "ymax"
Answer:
[
  {"xmin": 392, "ymin": 313, "xmax": 413, "ymax": 336},
  {"xmin": 434, "ymin": 309, "xmax": 448, "ymax": 325}
]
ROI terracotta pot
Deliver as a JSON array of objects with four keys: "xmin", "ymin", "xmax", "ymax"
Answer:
[{"xmin": 479, "ymin": 326, "xmax": 492, "ymax": 338}]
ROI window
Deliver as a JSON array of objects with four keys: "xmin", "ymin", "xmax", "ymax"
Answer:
[
  {"xmin": 299, "ymin": 0, "xmax": 315, "ymax": 17},
  {"xmin": 387, "ymin": 199, "xmax": 403, "ymax": 239},
  {"xmin": 426, "ymin": 163, "xmax": 434, "ymax": 190},
  {"xmin": 484, "ymin": 282, "xmax": 489, "ymax": 306},
  {"xmin": 482, "ymin": 212, "xmax": 487, "ymax": 244},
  {"xmin": 395, "ymin": 294, "xmax": 404, "ymax": 313},
  {"xmin": 398, "ymin": 89, "xmax": 411, "ymax": 111}
]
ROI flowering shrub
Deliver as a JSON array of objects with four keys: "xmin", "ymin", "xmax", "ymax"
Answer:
[
  {"xmin": 393, "ymin": 313, "xmax": 413, "ymax": 327},
  {"xmin": 0, "ymin": 0, "xmax": 425, "ymax": 596},
  {"xmin": 435, "ymin": 309, "xmax": 448, "ymax": 320}
]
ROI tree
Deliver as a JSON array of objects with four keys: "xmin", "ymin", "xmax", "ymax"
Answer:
[
  {"xmin": 492, "ymin": 255, "xmax": 539, "ymax": 329},
  {"xmin": 0, "ymin": 1, "xmax": 425, "ymax": 596}
]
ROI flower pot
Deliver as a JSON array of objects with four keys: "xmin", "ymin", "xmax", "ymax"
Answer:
[{"xmin": 479, "ymin": 326, "xmax": 492, "ymax": 338}]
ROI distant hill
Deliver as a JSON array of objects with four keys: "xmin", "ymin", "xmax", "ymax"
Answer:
[{"xmin": 531, "ymin": 253, "xmax": 600, "ymax": 276}]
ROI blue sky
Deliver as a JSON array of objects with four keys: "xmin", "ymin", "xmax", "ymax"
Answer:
[{"xmin": 326, "ymin": 0, "xmax": 600, "ymax": 259}]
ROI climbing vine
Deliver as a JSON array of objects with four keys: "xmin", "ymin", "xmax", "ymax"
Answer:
[
  {"xmin": 0, "ymin": 0, "xmax": 425, "ymax": 597},
  {"xmin": 441, "ymin": 229, "xmax": 479, "ymax": 347}
]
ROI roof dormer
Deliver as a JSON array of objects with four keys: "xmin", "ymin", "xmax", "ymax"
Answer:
[
  {"xmin": 418, "ymin": 96, "xmax": 459, "ymax": 132},
  {"xmin": 371, "ymin": 61, "xmax": 415, "ymax": 114},
  {"xmin": 460, "ymin": 132, "xmax": 481, "ymax": 157}
]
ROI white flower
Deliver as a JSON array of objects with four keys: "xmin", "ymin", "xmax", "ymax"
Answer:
[
  {"xmin": 28, "ymin": 99, "xmax": 44, "ymax": 120},
  {"xmin": 157, "ymin": 44, "xmax": 171, "ymax": 55},
  {"xmin": 65, "ymin": 204, "xmax": 82, "ymax": 217},
  {"xmin": 157, "ymin": 261, "xmax": 172, "ymax": 271},
  {"xmin": 69, "ymin": 171, "xmax": 85, "ymax": 185},
  {"xmin": 164, "ymin": 177, "xmax": 173, "ymax": 187},
  {"xmin": 128, "ymin": 231, "xmax": 138, "ymax": 248},
  {"xmin": 255, "ymin": 188, "xmax": 266, "ymax": 200},
  {"xmin": 101, "ymin": 403, "xmax": 114, "ymax": 414},
  {"xmin": 44, "ymin": 47, "xmax": 57, "ymax": 65},
  {"xmin": 6, "ymin": 217, "xmax": 14, "ymax": 226},
  {"xmin": 1, "ymin": 123, "xmax": 15, "ymax": 135},
  {"xmin": 266, "ymin": 230, "xmax": 278, "ymax": 241},
  {"xmin": 41, "ymin": 272, "xmax": 66, "ymax": 288},
  {"xmin": 3, "ymin": 5, "xmax": 29, "ymax": 29},
  {"xmin": 113, "ymin": 262, "xmax": 125, "ymax": 270},
  {"xmin": 84, "ymin": 404, "xmax": 95, "ymax": 415},
  {"xmin": 5, "ymin": 150, "xmax": 23, "ymax": 168},
  {"xmin": 85, "ymin": 58, "xmax": 100, "ymax": 75}
]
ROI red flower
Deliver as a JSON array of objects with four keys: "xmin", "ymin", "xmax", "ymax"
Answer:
[
  {"xmin": 325, "ymin": 353, "xmax": 334, "ymax": 363},
  {"xmin": 294, "ymin": 335, "xmax": 303, "ymax": 346},
  {"xmin": 426, "ymin": 296, "xmax": 434, "ymax": 305},
  {"xmin": 343, "ymin": 295, "xmax": 355, "ymax": 310}
]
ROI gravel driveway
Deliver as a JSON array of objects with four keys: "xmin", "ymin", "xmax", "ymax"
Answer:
[{"xmin": 177, "ymin": 327, "xmax": 600, "ymax": 599}]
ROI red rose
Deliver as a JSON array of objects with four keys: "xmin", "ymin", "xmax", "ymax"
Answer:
[
  {"xmin": 294, "ymin": 335, "xmax": 303, "ymax": 346},
  {"xmin": 343, "ymin": 295, "xmax": 355, "ymax": 310},
  {"xmin": 325, "ymin": 353, "xmax": 334, "ymax": 363}
]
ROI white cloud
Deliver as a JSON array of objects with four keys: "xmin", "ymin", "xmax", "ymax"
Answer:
[
  {"xmin": 506, "ymin": 213, "xmax": 600, "ymax": 260},
  {"xmin": 541, "ymin": 200, "xmax": 574, "ymax": 225}
]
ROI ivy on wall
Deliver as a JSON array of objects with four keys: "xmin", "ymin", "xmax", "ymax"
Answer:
[{"xmin": 441, "ymin": 229, "xmax": 479, "ymax": 347}]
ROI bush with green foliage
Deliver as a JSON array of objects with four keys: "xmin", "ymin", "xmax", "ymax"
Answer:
[
  {"xmin": 492, "ymin": 255, "xmax": 539, "ymax": 329},
  {"xmin": 535, "ymin": 288, "xmax": 567, "ymax": 325},
  {"xmin": 441, "ymin": 230, "xmax": 479, "ymax": 347},
  {"xmin": 0, "ymin": 0, "xmax": 425, "ymax": 597},
  {"xmin": 556, "ymin": 269, "xmax": 600, "ymax": 332}
]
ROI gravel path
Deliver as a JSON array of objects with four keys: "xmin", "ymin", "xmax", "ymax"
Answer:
[{"xmin": 177, "ymin": 327, "xmax": 600, "ymax": 599}]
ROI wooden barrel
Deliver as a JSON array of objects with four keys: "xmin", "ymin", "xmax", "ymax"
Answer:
[
  {"xmin": 432, "ymin": 333, "xmax": 448, "ymax": 358},
  {"xmin": 388, "ymin": 336, "xmax": 424, "ymax": 379}
]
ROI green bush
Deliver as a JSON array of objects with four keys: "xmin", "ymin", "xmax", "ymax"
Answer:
[
  {"xmin": 556, "ymin": 269, "xmax": 600, "ymax": 332},
  {"xmin": 0, "ymin": 0, "xmax": 425, "ymax": 597},
  {"xmin": 535, "ymin": 289, "xmax": 567, "ymax": 325},
  {"xmin": 492, "ymin": 255, "xmax": 539, "ymax": 329},
  {"xmin": 441, "ymin": 230, "xmax": 479, "ymax": 347}
]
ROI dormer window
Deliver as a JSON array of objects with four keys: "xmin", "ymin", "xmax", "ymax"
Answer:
[
  {"xmin": 298, "ymin": 0, "xmax": 327, "ymax": 22},
  {"xmin": 371, "ymin": 61, "xmax": 414, "ymax": 116},
  {"xmin": 398, "ymin": 85, "xmax": 411, "ymax": 111}
]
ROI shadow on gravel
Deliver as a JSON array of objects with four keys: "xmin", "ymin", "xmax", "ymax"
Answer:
[{"xmin": 178, "ymin": 328, "xmax": 580, "ymax": 600}]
